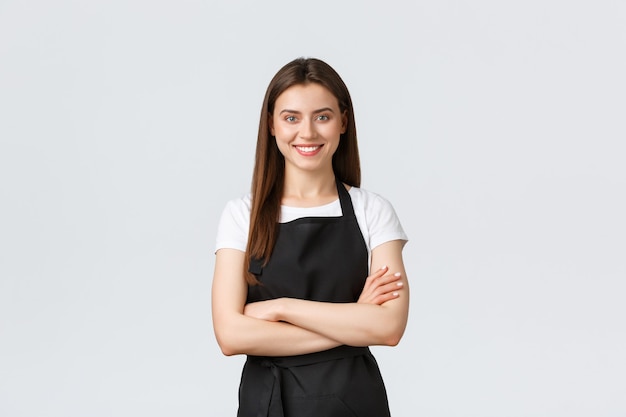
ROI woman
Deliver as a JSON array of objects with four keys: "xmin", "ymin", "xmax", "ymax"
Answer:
[{"xmin": 212, "ymin": 57, "xmax": 409, "ymax": 417}]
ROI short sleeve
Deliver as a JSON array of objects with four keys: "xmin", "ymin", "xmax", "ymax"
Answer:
[
  {"xmin": 214, "ymin": 195, "xmax": 251, "ymax": 253},
  {"xmin": 364, "ymin": 193, "xmax": 408, "ymax": 250}
]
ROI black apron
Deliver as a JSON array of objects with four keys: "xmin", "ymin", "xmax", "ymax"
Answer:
[{"xmin": 238, "ymin": 180, "xmax": 391, "ymax": 417}]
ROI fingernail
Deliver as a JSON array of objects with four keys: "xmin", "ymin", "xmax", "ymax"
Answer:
[
  {"xmin": 394, "ymin": 272, "xmax": 401, "ymax": 277},
  {"xmin": 392, "ymin": 292, "xmax": 399, "ymax": 296},
  {"xmin": 381, "ymin": 265, "xmax": 387, "ymax": 270},
  {"xmin": 396, "ymin": 282, "xmax": 403, "ymax": 287}
]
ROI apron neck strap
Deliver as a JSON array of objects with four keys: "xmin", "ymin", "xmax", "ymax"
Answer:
[{"xmin": 336, "ymin": 179, "xmax": 356, "ymax": 219}]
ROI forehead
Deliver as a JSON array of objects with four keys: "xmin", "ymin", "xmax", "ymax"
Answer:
[{"xmin": 274, "ymin": 83, "xmax": 339, "ymax": 111}]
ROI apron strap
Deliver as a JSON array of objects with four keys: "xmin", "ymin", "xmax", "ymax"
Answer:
[{"xmin": 336, "ymin": 179, "xmax": 357, "ymax": 221}]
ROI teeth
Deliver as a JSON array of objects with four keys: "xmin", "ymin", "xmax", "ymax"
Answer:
[{"xmin": 296, "ymin": 146, "xmax": 319, "ymax": 152}]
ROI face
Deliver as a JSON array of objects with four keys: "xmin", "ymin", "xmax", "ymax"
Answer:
[{"xmin": 270, "ymin": 83, "xmax": 347, "ymax": 176}]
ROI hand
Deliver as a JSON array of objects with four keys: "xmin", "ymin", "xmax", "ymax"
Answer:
[
  {"xmin": 244, "ymin": 299, "xmax": 282, "ymax": 322},
  {"xmin": 357, "ymin": 265, "xmax": 403, "ymax": 305}
]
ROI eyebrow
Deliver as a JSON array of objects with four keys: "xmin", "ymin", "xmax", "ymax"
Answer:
[{"xmin": 278, "ymin": 107, "xmax": 336, "ymax": 115}]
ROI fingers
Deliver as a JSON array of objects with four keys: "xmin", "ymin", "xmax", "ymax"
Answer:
[
  {"xmin": 369, "ymin": 275, "xmax": 404, "ymax": 304},
  {"xmin": 377, "ymin": 279, "xmax": 404, "ymax": 296},
  {"xmin": 372, "ymin": 270, "xmax": 402, "ymax": 287},
  {"xmin": 365, "ymin": 267, "xmax": 402, "ymax": 292},
  {"xmin": 359, "ymin": 267, "xmax": 405, "ymax": 305},
  {"xmin": 370, "ymin": 288, "xmax": 402, "ymax": 305},
  {"xmin": 364, "ymin": 265, "xmax": 388, "ymax": 283}
]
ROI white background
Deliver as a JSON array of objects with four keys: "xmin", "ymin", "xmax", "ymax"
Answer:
[{"xmin": 1, "ymin": 1, "xmax": 625, "ymax": 416}]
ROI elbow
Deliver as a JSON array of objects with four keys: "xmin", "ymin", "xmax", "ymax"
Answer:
[
  {"xmin": 378, "ymin": 331, "xmax": 402, "ymax": 347},
  {"xmin": 214, "ymin": 331, "xmax": 243, "ymax": 357},
  {"xmin": 213, "ymin": 315, "xmax": 249, "ymax": 356},
  {"xmin": 377, "ymin": 323, "xmax": 406, "ymax": 347},
  {"xmin": 217, "ymin": 339, "xmax": 244, "ymax": 357},
  {"xmin": 217, "ymin": 339, "xmax": 236, "ymax": 356},
  {"xmin": 376, "ymin": 307, "xmax": 408, "ymax": 347},
  {"xmin": 220, "ymin": 346, "xmax": 238, "ymax": 357},
  {"xmin": 383, "ymin": 333, "xmax": 402, "ymax": 347},
  {"xmin": 356, "ymin": 316, "xmax": 406, "ymax": 347}
]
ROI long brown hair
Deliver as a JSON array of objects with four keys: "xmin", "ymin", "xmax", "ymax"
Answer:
[{"xmin": 245, "ymin": 57, "xmax": 361, "ymax": 284}]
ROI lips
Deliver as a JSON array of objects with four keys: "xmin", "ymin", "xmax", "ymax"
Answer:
[{"xmin": 294, "ymin": 145, "xmax": 323, "ymax": 156}]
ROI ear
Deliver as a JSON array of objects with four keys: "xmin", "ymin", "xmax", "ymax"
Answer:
[
  {"xmin": 340, "ymin": 111, "xmax": 348, "ymax": 134},
  {"xmin": 268, "ymin": 112, "xmax": 275, "ymax": 136}
]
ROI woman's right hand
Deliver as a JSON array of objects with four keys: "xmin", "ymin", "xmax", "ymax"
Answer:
[{"xmin": 357, "ymin": 265, "xmax": 404, "ymax": 305}]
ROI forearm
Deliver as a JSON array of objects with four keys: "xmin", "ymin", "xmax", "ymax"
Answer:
[
  {"xmin": 244, "ymin": 241, "xmax": 410, "ymax": 347},
  {"xmin": 276, "ymin": 298, "xmax": 408, "ymax": 347},
  {"xmin": 212, "ymin": 249, "xmax": 341, "ymax": 357},
  {"xmin": 214, "ymin": 312, "xmax": 341, "ymax": 357}
]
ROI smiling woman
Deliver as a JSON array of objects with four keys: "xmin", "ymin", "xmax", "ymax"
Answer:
[{"xmin": 212, "ymin": 57, "xmax": 409, "ymax": 417}]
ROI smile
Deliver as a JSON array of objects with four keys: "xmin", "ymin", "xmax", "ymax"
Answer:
[{"xmin": 294, "ymin": 145, "xmax": 323, "ymax": 155}]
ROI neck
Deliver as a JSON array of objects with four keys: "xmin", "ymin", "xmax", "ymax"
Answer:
[{"xmin": 282, "ymin": 168, "xmax": 338, "ymax": 206}]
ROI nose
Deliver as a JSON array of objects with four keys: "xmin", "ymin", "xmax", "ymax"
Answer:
[{"xmin": 299, "ymin": 118, "xmax": 317, "ymax": 140}]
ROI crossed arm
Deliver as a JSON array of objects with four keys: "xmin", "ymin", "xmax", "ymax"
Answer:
[{"xmin": 211, "ymin": 240, "xmax": 409, "ymax": 357}]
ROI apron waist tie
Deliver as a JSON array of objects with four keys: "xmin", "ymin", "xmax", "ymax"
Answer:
[{"xmin": 248, "ymin": 346, "xmax": 370, "ymax": 417}]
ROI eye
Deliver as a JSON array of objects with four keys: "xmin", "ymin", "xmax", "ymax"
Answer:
[
  {"xmin": 285, "ymin": 115, "xmax": 297, "ymax": 122},
  {"xmin": 317, "ymin": 114, "xmax": 329, "ymax": 121}
]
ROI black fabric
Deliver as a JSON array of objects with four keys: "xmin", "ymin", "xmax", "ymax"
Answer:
[{"xmin": 238, "ymin": 180, "xmax": 391, "ymax": 417}]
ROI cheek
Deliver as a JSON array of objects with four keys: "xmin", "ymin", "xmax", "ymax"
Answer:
[
  {"xmin": 272, "ymin": 123, "xmax": 292, "ymax": 139},
  {"xmin": 273, "ymin": 135, "xmax": 290, "ymax": 154},
  {"xmin": 274, "ymin": 130, "xmax": 289, "ymax": 145}
]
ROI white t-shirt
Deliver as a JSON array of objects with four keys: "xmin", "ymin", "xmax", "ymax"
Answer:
[{"xmin": 215, "ymin": 187, "xmax": 408, "ymax": 267}]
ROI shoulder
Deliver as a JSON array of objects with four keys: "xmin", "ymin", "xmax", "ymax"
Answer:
[
  {"xmin": 348, "ymin": 186, "xmax": 397, "ymax": 214},
  {"xmin": 348, "ymin": 186, "xmax": 408, "ymax": 250},
  {"xmin": 215, "ymin": 193, "xmax": 251, "ymax": 253},
  {"xmin": 221, "ymin": 193, "xmax": 252, "ymax": 219}
]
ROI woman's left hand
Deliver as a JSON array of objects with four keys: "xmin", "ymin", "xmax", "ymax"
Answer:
[
  {"xmin": 244, "ymin": 299, "xmax": 282, "ymax": 322},
  {"xmin": 357, "ymin": 265, "xmax": 404, "ymax": 305}
]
